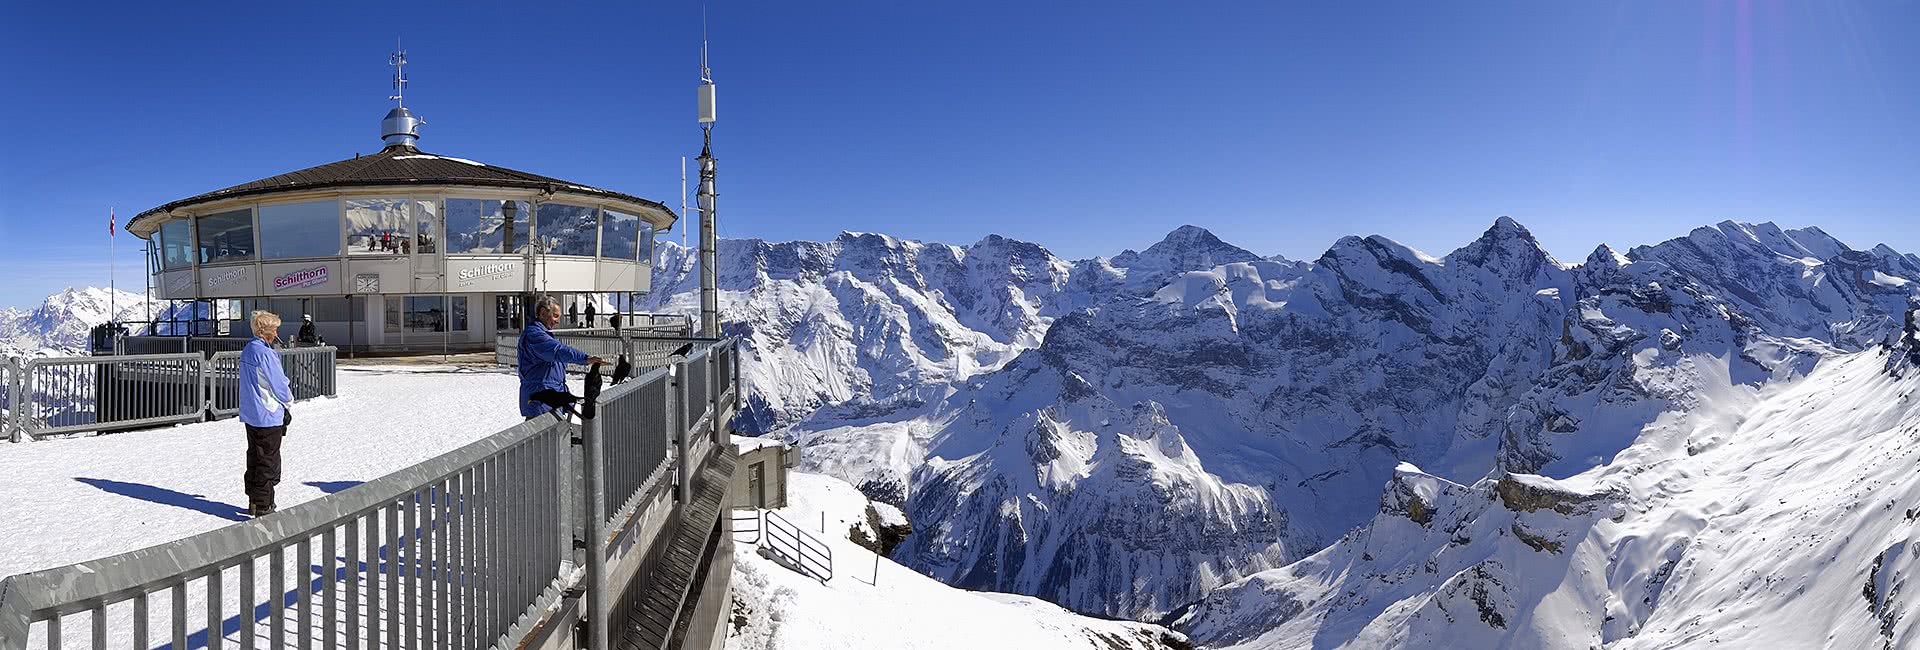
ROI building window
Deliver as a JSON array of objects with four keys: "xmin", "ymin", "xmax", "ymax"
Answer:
[
  {"xmin": 196, "ymin": 209, "xmax": 254, "ymax": 264},
  {"xmin": 601, "ymin": 209, "xmax": 640, "ymax": 261},
  {"xmin": 445, "ymin": 198, "xmax": 529, "ymax": 255},
  {"xmin": 414, "ymin": 199, "xmax": 438, "ymax": 254},
  {"xmin": 496, "ymin": 294, "xmax": 524, "ymax": 331},
  {"xmin": 258, "ymin": 201, "xmax": 343, "ymax": 260},
  {"xmin": 536, "ymin": 203, "xmax": 598, "ymax": 256},
  {"xmin": 639, "ymin": 223, "xmax": 655, "ymax": 265},
  {"xmin": 345, "ymin": 198, "xmax": 411, "ymax": 256},
  {"xmin": 383, "ymin": 295, "xmax": 469, "ymax": 333},
  {"xmin": 159, "ymin": 219, "xmax": 194, "ymax": 270}
]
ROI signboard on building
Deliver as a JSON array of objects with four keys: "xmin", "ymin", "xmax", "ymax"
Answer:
[
  {"xmin": 447, "ymin": 258, "xmax": 523, "ymax": 291},
  {"xmin": 259, "ymin": 261, "xmax": 343, "ymax": 295},
  {"xmin": 200, "ymin": 265, "xmax": 258, "ymax": 298}
]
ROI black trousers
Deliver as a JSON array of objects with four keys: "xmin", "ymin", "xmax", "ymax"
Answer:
[{"xmin": 244, "ymin": 424, "xmax": 286, "ymax": 507}]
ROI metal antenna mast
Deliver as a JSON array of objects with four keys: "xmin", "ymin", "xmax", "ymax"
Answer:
[
  {"xmin": 389, "ymin": 42, "xmax": 409, "ymax": 107},
  {"xmin": 695, "ymin": 7, "xmax": 720, "ymax": 338}
]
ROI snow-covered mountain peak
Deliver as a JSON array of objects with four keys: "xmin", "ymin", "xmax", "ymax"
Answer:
[
  {"xmin": 1113, "ymin": 225, "xmax": 1263, "ymax": 272},
  {"xmin": 1445, "ymin": 217, "xmax": 1557, "ymax": 272}
]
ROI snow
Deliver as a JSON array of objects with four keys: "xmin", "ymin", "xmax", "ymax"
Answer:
[
  {"xmin": 733, "ymin": 434, "xmax": 786, "ymax": 453},
  {"xmin": 0, "ymin": 365, "xmax": 552, "ymax": 579},
  {"xmin": 389, "ymin": 153, "xmax": 487, "ymax": 166},
  {"xmin": 725, "ymin": 472, "xmax": 1184, "ymax": 650},
  {"xmin": 1174, "ymin": 347, "xmax": 1920, "ymax": 649}
]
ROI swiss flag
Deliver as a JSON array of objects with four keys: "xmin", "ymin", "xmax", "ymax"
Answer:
[{"xmin": 109, "ymin": 208, "xmax": 115, "ymax": 236}]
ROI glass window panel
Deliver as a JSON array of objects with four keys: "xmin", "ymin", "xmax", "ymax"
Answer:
[
  {"xmin": 159, "ymin": 220, "xmax": 194, "ymax": 270},
  {"xmin": 196, "ymin": 209, "xmax": 255, "ymax": 264},
  {"xmin": 384, "ymin": 297, "xmax": 401, "ymax": 333},
  {"xmin": 601, "ymin": 209, "xmax": 640, "ymax": 260},
  {"xmin": 345, "ymin": 198, "xmax": 411, "ymax": 256},
  {"xmin": 258, "ymin": 201, "xmax": 342, "ymax": 260},
  {"xmin": 451, "ymin": 296, "xmax": 468, "ymax": 331},
  {"xmin": 404, "ymin": 296, "xmax": 446, "ymax": 332},
  {"xmin": 414, "ymin": 199, "xmax": 438, "ymax": 254},
  {"xmin": 536, "ymin": 203, "xmax": 598, "ymax": 256},
  {"xmin": 639, "ymin": 223, "xmax": 655, "ymax": 264},
  {"xmin": 445, "ymin": 198, "xmax": 529, "ymax": 254}
]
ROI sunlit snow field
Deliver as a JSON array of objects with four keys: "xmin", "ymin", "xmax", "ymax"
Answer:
[{"xmin": 0, "ymin": 365, "xmax": 574, "ymax": 579}]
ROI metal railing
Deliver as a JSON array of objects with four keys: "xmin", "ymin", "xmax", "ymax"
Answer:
[
  {"xmin": 10, "ymin": 354, "xmax": 207, "ymax": 439},
  {"xmin": 1, "ymin": 337, "xmax": 743, "ymax": 650},
  {"xmin": 729, "ymin": 509, "xmax": 763, "ymax": 545},
  {"xmin": 580, "ymin": 337, "xmax": 737, "ymax": 650},
  {"xmin": 761, "ymin": 510, "xmax": 833, "ymax": 583},
  {"xmin": 117, "ymin": 335, "xmax": 253, "ymax": 357},
  {"xmin": 208, "ymin": 347, "xmax": 341, "ymax": 418},
  {"xmin": 0, "ymin": 417, "xmax": 577, "ymax": 650},
  {"xmin": 4, "ymin": 348, "xmax": 337, "ymax": 441}
]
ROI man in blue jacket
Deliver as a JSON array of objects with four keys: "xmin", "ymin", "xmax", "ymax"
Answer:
[
  {"xmin": 240, "ymin": 311, "xmax": 295, "ymax": 517},
  {"xmin": 520, "ymin": 297, "xmax": 604, "ymax": 419}
]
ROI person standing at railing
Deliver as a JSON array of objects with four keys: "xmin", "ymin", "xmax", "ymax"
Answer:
[
  {"xmin": 519, "ymin": 297, "xmax": 604, "ymax": 420},
  {"xmin": 240, "ymin": 311, "xmax": 295, "ymax": 517}
]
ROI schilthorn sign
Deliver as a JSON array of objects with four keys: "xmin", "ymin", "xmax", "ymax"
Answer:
[
  {"xmin": 204, "ymin": 268, "xmax": 246, "ymax": 291},
  {"xmin": 457, "ymin": 261, "xmax": 517, "ymax": 288},
  {"xmin": 274, "ymin": 266, "xmax": 330, "ymax": 292}
]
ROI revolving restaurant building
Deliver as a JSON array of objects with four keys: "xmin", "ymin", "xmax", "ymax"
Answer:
[{"xmin": 126, "ymin": 106, "xmax": 675, "ymax": 352}]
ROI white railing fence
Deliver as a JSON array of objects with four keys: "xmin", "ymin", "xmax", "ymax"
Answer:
[
  {"xmin": 0, "ymin": 338, "xmax": 741, "ymax": 650},
  {"xmin": 2, "ymin": 348, "xmax": 338, "ymax": 443}
]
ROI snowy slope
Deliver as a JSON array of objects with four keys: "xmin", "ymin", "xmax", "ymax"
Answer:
[
  {"xmin": 727, "ymin": 472, "xmax": 1189, "ymax": 650},
  {"xmin": 1172, "ymin": 346, "xmax": 1920, "ymax": 649}
]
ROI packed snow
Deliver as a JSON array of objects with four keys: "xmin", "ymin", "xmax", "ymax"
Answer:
[
  {"xmin": 726, "ymin": 472, "xmax": 1187, "ymax": 650},
  {"xmin": 0, "ymin": 365, "xmax": 547, "ymax": 579}
]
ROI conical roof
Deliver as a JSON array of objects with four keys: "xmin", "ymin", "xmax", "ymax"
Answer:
[{"xmin": 128, "ymin": 144, "xmax": 674, "ymax": 237}]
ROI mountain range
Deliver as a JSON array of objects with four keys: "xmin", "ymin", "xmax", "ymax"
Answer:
[{"xmin": 646, "ymin": 218, "xmax": 1920, "ymax": 647}]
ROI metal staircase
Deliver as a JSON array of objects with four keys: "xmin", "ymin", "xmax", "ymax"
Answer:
[{"xmin": 732, "ymin": 508, "xmax": 833, "ymax": 582}]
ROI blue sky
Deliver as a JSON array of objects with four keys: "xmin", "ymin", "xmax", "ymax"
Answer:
[{"xmin": 3, "ymin": 1, "xmax": 1917, "ymax": 308}]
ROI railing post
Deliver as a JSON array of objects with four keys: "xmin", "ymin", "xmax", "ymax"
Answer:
[
  {"xmin": 672, "ymin": 361, "xmax": 691, "ymax": 506},
  {"xmin": 710, "ymin": 347, "xmax": 724, "ymax": 445},
  {"xmin": 581, "ymin": 412, "xmax": 609, "ymax": 650}
]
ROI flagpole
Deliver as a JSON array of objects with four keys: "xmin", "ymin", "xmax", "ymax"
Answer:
[{"xmin": 109, "ymin": 207, "xmax": 116, "ymax": 327}]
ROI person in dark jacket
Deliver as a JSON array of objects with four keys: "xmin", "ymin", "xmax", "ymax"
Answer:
[
  {"xmin": 240, "ymin": 311, "xmax": 295, "ymax": 517},
  {"xmin": 568, "ymin": 302, "xmax": 579, "ymax": 328},
  {"xmin": 519, "ymin": 297, "xmax": 604, "ymax": 419},
  {"xmin": 297, "ymin": 314, "xmax": 321, "ymax": 346},
  {"xmin": 585, "ymin": 303, "xmax": 597, "ymax": 329},
  {"xmin": 609, "ymin": 312, "xmax": 622, "ymax": 332}
]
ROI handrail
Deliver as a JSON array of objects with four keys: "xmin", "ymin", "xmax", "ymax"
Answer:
[
  {"xmin": 763, "ymin": 510, "xmax": 834, "ymax": 583},
  {"xmin": 730, "ymin": 509, "xmax": 764, "ymax": 545}
]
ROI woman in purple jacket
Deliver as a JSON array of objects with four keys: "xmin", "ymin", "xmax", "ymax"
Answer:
[{"xmin": 240, "ymin": 311, "xmax": 294, "ymax": 517}]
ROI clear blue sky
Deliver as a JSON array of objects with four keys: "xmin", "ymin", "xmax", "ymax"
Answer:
[{"xmin": 3, "ymin": 1, "xmax": 1917, "ymax": 308}]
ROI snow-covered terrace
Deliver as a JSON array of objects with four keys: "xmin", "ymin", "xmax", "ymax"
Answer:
[{"xmin": 0, "ymin": 365, "xmax": 564, "ymax": 580}]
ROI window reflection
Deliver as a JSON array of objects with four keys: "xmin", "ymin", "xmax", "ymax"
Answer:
[
  {"xmin": 159, "ymin": 220, "xmax": 195, "ymax": 270},
  {"xmin": 346, "ymin": 198, "xmax": 411, "ymax": 256},
  {"xmin": 601, "ymin": 209, "xmax": 640, "ymax": 260},
  {"xmin": 259, "ymin": 201, "xmax": 342, "ymax": 260},
  {"xmin": 384, "ymin": 295, "xmax": 468, "ymax": 333},
  {"xmin": 639, "ymin": 223, "xmax": 654, "ymax": 264},
  {"xmin": 445, "ymin": 199, "xmax": 529, "ymax": 254},
  {"xmin": 537, "ymin": 203, "xmax": 598, "ymax": 256},
  {"xmin": 196, "ymin": 209, "xmax": 255, "ymax": 264},
  {"xmin": 414, "ymin": 199, "xmax": 438, "ymax": 254}
]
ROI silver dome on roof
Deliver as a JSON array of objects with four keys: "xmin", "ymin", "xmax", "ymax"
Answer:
[{"xmin": 381, "ymin": 106, "xmax": 423, "ymax": 148}]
